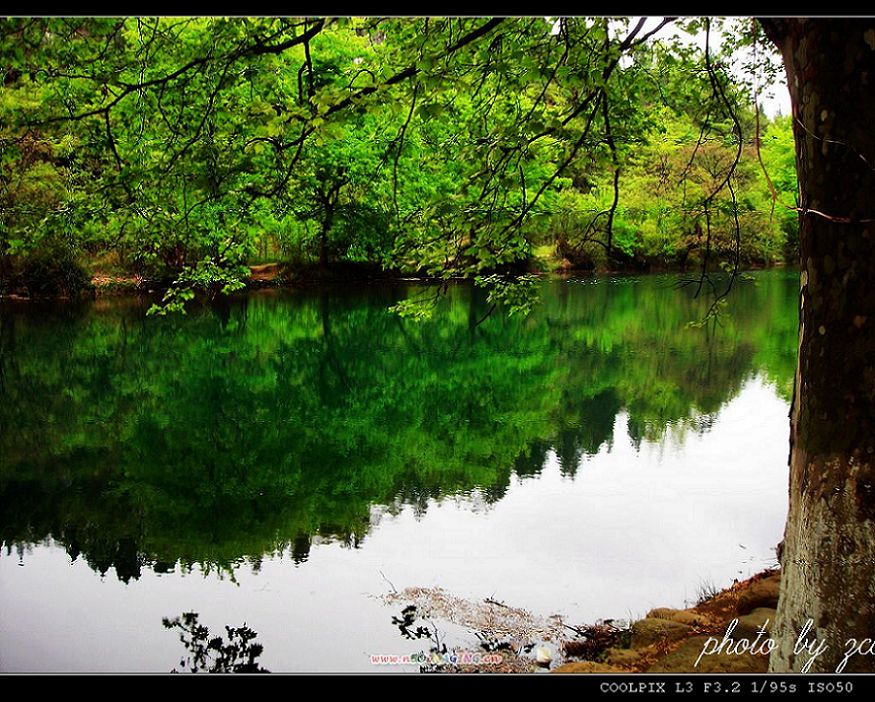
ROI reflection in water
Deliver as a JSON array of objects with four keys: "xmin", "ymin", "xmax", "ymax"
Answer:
[
  {"xmin": 163, "ymin": 611, "xmax": 270, "ymax": 673},
  {"xmin": 388, "ymin": 604, "xmax": 517, "ymax": 673},
  {"xmin": 0, "ymin": 272, "xmax": 798, "ymax": 582}
]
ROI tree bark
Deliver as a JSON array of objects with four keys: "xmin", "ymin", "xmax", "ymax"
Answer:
[{"xmin": 761, "ymin": 18, "xmax": 875, "ymax": 673}]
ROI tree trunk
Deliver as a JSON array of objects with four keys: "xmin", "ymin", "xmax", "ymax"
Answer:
[
  {"xmin": 319, "ymin": 207, "xmax": 333, "ymax": 269},
  {"xmin": 761, "ymin": 18, "xmax": 875, "ymax": 673}
]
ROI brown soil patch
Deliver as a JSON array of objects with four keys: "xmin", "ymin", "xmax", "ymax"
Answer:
[{"xmin": 249, "ymin": 263, "xmax": 282, "ymax": 281}]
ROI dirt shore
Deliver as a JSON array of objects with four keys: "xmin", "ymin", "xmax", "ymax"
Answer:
[{"xmin": 553, "ymin": 569, "xmax": 781, "ymax": 673}]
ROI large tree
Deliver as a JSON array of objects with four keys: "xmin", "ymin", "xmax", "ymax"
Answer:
[{"xmin": 760, "ymin": 18, "xmax": 875, "ymax": 673}]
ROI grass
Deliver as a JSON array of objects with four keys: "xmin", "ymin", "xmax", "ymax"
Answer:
[{"xmin": 695, "ymin": 579, "xmax": 723, "ymax": 606}]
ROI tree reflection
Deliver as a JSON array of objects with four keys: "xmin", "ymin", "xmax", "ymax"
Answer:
[
  {"xmin": 0, "ymin": 272, "xmax": 798, "ymax": 579},
  {"xmin": 163, "ymin": 611, "xmax": 269, "ymax": 673}
]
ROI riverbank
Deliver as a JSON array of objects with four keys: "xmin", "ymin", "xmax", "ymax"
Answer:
[
  {"xmin": 1, "ymin": 261, "xmax": 464, "ymax": 300},
  {"xmin": 1, "ymin": 253, "xmax": 793, "ymax": 302},
  {"xmin": 379, "ymin": 569, "xmax": 781, "ymax": 674},
  {"xmin": 552, "ymin": 569, "xmax": 781, "ymax": 674}
]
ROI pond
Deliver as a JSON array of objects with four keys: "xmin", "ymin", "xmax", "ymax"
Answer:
[{"xmin": 0, "ymin": 270, "xmax": 799, "ymax": 672}]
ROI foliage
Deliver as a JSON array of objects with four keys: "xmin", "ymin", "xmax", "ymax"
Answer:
[
  {"xmin": 147, "ymin": 255, "xmax": 249, "ymax": 316},
  {"xmin": 757, "ymin": 114, "xmax": 799, "ymax": 256},
  {"xmin": 476, "ymin": 273, "xmax": 540, "ymax": 316},
  {"xmin": 0, "ymin": 18, "xmax": 797, "ymax": 309}
]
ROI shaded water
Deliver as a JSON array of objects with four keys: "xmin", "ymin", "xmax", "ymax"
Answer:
[{"xmin": 0, "ymin": 271, "xmax": 798, "ymax": 672}]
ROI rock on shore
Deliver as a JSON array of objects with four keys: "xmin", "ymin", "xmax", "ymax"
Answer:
[{"xmin": 554, "ymin": 569, "xmax": 781, "ymax": 674}]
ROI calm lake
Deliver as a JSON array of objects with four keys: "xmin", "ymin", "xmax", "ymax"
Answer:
[{"xmin": 0, "ymin": 270, "xmax": 798, "ymax": 672}]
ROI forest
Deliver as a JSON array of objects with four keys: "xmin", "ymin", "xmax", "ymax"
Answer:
[
  {"xmin": 4, "ymin": 16, "xmax": 875, "ymax": 676},
  {"xmin": 1, "ymin": 18, "xmax": 797, "ymax": 308}
]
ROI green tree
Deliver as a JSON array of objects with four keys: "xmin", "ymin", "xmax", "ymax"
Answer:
[
  {"xmin": 1, "ymin": 18, "xmax": 798, "ymax": 293},
  {"xmin": 3, "ymin": 15, "xmax": 873, "ymax": 673}
]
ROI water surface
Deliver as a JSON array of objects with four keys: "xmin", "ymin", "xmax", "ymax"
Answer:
[{"xmin": 0, "ymin": 271, "xmax": 798, "ymax": 672}]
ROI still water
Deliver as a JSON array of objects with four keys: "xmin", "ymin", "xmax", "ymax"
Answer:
[{"xmin": 0, "ymin": 271, "xmax": 798, "ymax": 672}]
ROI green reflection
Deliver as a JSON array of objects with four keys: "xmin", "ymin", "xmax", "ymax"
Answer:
[{"xmin": 0, "ymin": 271, "xmax": 798, "ymax": 580}]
